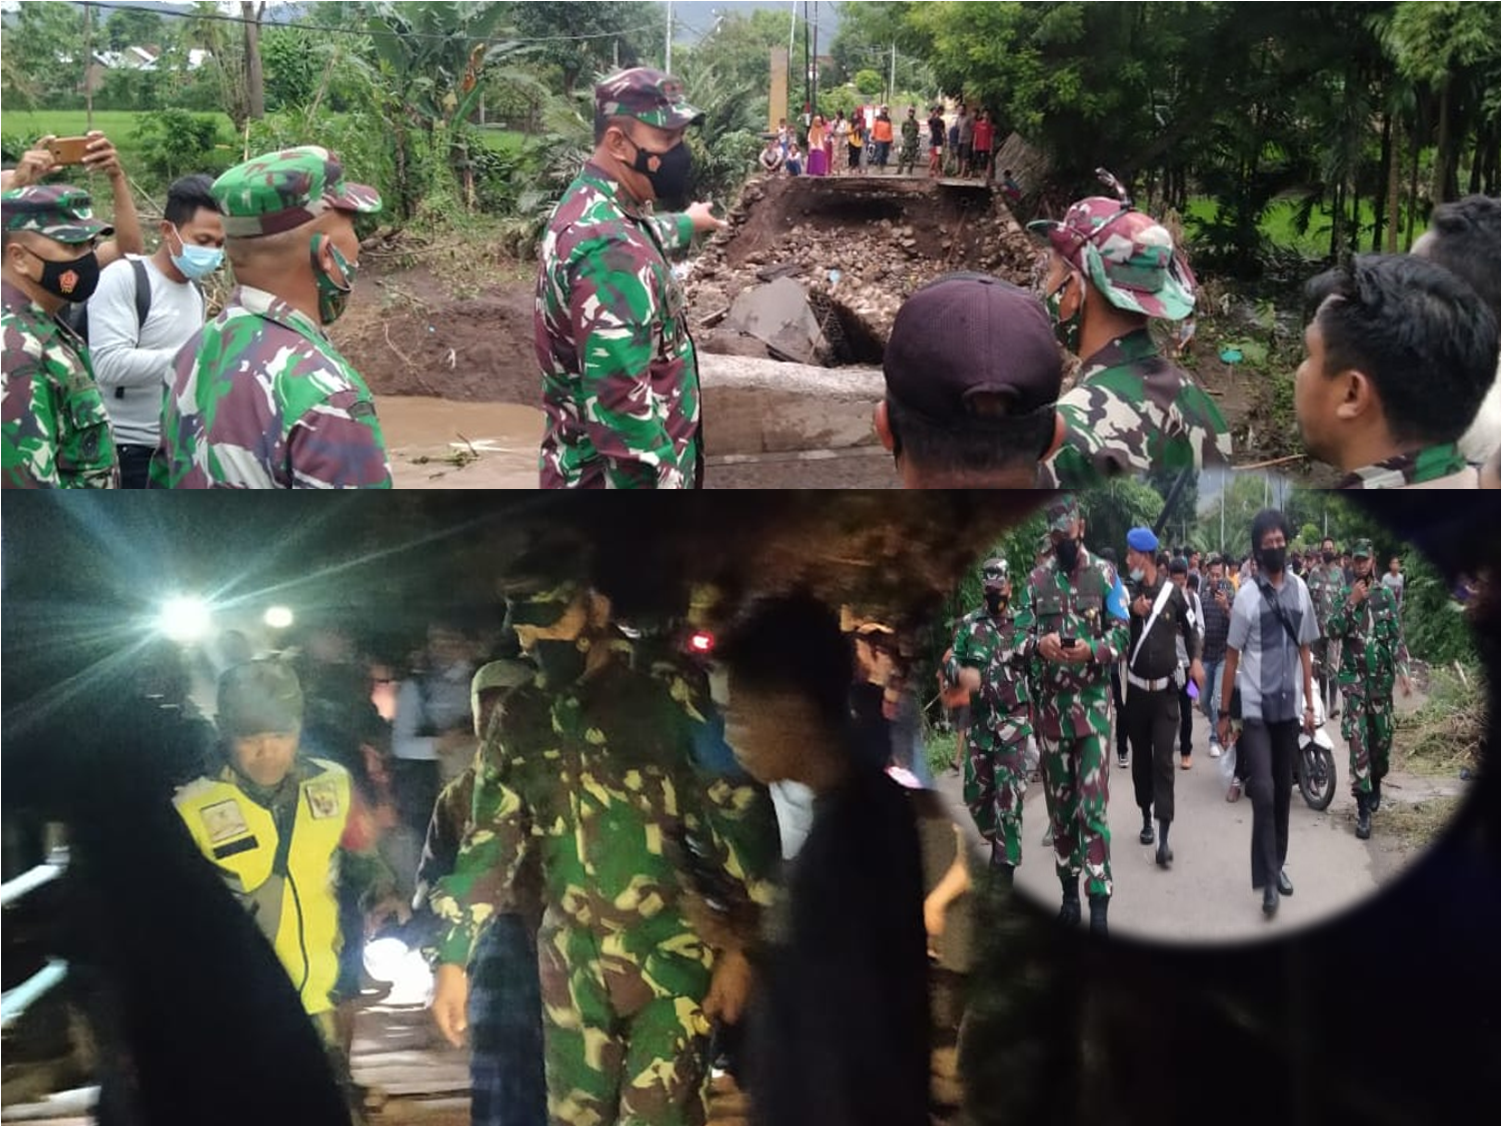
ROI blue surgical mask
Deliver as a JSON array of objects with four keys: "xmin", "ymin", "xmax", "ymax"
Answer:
[{"xmin": 170, "ymin": 226, "xmax": 224, "ymax": 280}]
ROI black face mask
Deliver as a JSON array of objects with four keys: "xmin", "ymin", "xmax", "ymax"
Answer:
[
  {"xmin": 985, "ymin": 591, "xmax": 1008, "ymax": 615},
  {"xmin": 1322, "ymin": 551, "xmax": 1337, "ymax": 565},
  {"xmin": 1054, "ymin": 538, "xmax": 1080, "ymax": 573},
  {"xmin": 1258, "ymin": 546, "xmax": 1287, "ymax": 576},
  {"xmin": 23, "ymin": 246, "xmax": 101, "ymax": 304},
  {"xmin": 625, "ymin": 135, "xmax": 693, "ymax": 202},
  {"xmin": 530, "ymin": 637, "xmax": 590, "ymax": 690}
]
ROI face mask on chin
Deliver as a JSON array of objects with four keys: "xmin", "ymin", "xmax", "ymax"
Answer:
[
  {"xmin": 530, "ymin": 637, "xmax": 590, "ymax": 690},
  {"xmin": 310, "ymin": 235, "xmax": 357, "ymax": 325}
]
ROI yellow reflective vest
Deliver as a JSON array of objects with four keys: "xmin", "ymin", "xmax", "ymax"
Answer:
[{"xmin": 173, "ymin": 758, "xmax": 352, "ymax": 1016}]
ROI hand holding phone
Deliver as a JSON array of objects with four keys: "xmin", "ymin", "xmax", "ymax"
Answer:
[{"xmin": 47, "ymin": 136, "xmax": 91, "ymax": 165}]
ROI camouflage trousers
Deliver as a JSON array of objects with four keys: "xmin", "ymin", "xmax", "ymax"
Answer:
[
  {"xmin": 537, "ymin": 914, "xmax": 714, "ymax": 1126},
  {"xmin": 963, "ymin": 718, "xmax": 1030, "ymax": 867},
  {"xmin": 898, "ymin": 140, "xmax": 919, "ymax": 173},
  {"xmin": 1341, "ymin": 687, "xmax": 1394, "ymax": 796},
  {"xmin": 1039, "ymin": 713, "xmax": 1113, "ymax": 898}
]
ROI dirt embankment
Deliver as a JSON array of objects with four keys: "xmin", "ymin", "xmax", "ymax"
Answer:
[{"xmin": 330, "ymin": 175, "xmax": 1287, "ymax": 474}]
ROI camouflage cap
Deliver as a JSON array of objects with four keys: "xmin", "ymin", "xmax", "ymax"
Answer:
[
  {"xmin": 1045, "ymin": 495, "xmax": 1081, "ymax": 533},
  {"xmin": 1, "ymin": 185, "xmax": 114, "ymax": 245},
  {"xmin": 212, "ymin": 145, "xmax": 381, "ymax": 239},
  {"xmin": 980, "ymin": 557, "xmax": 1010, "ymax": 588},
  {"xmin": 1029, "ymin": 197, "xmax": 1195, "ymax": 321},
  {"xmin": 217, "ymin": 659, "xmax": 304, "ymax": 738},
  {"xmin": 595, "ymin": 67, "xmax": 704, "ymax": 132},
  {"xmin": 1350, "ymin": 538, "xmax": 1374, "ymax": 559},
  {"xmin": 470, "ymin": 658, "xmax": 535, "ymax": 724}
]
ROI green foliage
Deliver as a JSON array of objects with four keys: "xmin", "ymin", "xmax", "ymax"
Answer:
[
  {"xmin": 248, "ymin": 105, "xmax": 395, "ymax": 233},
  {"xmin": 2, "ymin": 0, "xmax": 86, "ymax": 109},
  {"xmin": 97, "ymin": 67, "xmax": 167, "ymax": 113},
  {"xmin": 853, "ymin": 69, "xmax": 885, "ymax": 97},
  {"xmin": 1399, "ymin": 552, "xmax": 1480, "ymax": 667},
  {"xmin": 511, "ymin": 1, "xmax": 665, "ymax": 94},
  {"xmin": 131, "ymin": 109, "xmax": 236, "ymax": 186},
  {"xmin": 105, "ymin": 9, "xmax": 166, "ymax": 53}
]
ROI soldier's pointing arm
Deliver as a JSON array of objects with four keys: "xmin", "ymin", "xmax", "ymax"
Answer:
[{"xmin": 568, "ymin": 236, "xmax": 683, "ymax": 488}]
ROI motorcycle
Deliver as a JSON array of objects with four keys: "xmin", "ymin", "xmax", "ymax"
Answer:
[{"xmin": 1295, "ymin": 675, "xmax": 1338, "ymax": 811}]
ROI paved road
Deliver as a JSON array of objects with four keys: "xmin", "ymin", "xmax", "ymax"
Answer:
[{"xmin": 937, "ymin": 689, "xmax": 1461, "ymax": 946}]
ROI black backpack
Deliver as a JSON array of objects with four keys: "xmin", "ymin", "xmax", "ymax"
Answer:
[{"xmin": 58, "ymin": 258, "xmax": 204, "ymax": 400}]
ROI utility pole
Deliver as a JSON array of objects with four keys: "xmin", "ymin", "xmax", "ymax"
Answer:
[
  {"xmin": 889, "ymin": 42, "xmax": 897, "ymax": 105},
  {"xmin": 665, "ymin": 0, "xmax": 672, "ymax": 73},
  {"xmin": 803, "ymin": 1, "xmax": 810, "ymax": 121},
  {"xmin": 810, "ymin": 0, "xmax": 818, "ymax": 117},
  {"xmin": 82, "ymin": 2, "xmax": 94, "ymax": 131}
]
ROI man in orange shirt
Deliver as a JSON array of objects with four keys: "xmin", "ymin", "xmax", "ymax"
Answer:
[{"xmin": 872, "ymin": 106, "xmax": 895, "ymax": 173}]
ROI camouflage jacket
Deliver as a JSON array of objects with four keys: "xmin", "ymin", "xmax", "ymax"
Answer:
[
  {"xmin": 945, "ymin": 607, "xmax": 1033, "ymax": 739},
  {"xmin": 1038, "ymin": 328, "xmax": 1231, "ymax": 488},
  {"xmin": 1018, "ymin": 549, "xmax": 1131, "ymax": 739},
  {"xmin": 1305, "ymin": 563, "xmax": 1346, "ymax": 634},
  {"xmin": 1325, "ymin": 580, "xmax": 1401, "ymax": 696},
  {"xmin": 899, "ymin": 118, "xmax": 920, "ymax": 147},
  {"xmin": 2, "ymin": 281, "xmax": 118, "ymax": 488},
  {"xmin": 536, "ymin": 162, "xmax": 702, "ymax": 490},
  {"xmin": 1336, "ymin": 443, "xmax": 1475, "ymax": 489},
  {"xmin": 430, "ymin": 638, "xmax": 777, "ymax": 967},
  {"xmin": 152, "ymin": 285, "xmax": 391, "ymax": 489}
]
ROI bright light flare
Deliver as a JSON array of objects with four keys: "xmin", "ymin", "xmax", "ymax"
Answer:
[
  {"xmin": 263, "ymin": 605, "xmax": 295, "ymax": 630},
  {"xmin": 158, "ymin": 595, "xmax": 212, "ymax": 644},
  {"xmin": 689, "ymin": 631, "xmax": 715, "ymax": 655}
]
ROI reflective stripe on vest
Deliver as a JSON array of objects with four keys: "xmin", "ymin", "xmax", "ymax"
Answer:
[{"xmin": 173, "ymin": 759, "xmax": 351, "ymax": 1015}]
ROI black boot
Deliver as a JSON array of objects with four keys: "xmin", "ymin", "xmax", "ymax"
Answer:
[
  {"xmin": 1370, "ymin": 777, "xmax": 1382, "ymax": 813},
  {"xmin": 1355, "ymin": 791, "xmax": 1372, "ymax": 840},
  {"xmin": 1139, "ymin": 810, "xmax": 1155, "ymax": 845},
  {"xmin": 1262, "ymin": 884, "xmax": 1279, "ymax": 917},
  {"xmin": 1058, "ymin": 880, "xmax": 1081, "ymax": 926},
  {"xmin": 1155, "ymin": 819, "xmax": 1173, "ymax": 867},
  {"xmin": 1088, "ymin": 894, "xmax": 1109, "ymax": 936}
]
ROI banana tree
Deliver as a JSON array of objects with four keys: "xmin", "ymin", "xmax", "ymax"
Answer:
[{"xmin": 362, "ymin": 0, "xmax": 533, "ymax": 215}]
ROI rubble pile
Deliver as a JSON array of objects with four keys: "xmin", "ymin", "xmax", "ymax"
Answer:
[{"xmin": 685, "ymin": 175, "xmax": 1040, "ymax": 367}]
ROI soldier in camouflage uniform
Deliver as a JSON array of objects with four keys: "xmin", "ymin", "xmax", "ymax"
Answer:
[
  {"xmin": 1325, "ymin": 538, "xmax": 1410, "ymax": 841},
  {"xmin": 1304, "ymin": 538, "xmax": 1345, "ymax": 713},
  {"xmin": 1, "ymin": 185, "xmax": 119, "ymax": 487},
  {"xmin": 947, "ymin": 556, "xmax": 1034, "ymax": 883},
  {"xmin": 1018, "ymin": 497, "xmax": 1131, "ymax": 934},
  {"xmin": 153, "ymin": 146, "xmax": 391, "ymax": 489},
  {"xmin": 429, "ymin": 573, "xmax": 777, "ymax": 1126},
  {"xmin": 897, "ymin": 107, "xmax": 921, "ymax": 176},
  {"xmin": 536, "ymin": 68, "xmax": 727, "ymax": 490},
  {"xmin": 1030, "ymin": 194, "xmax": 1231, "ymax": 488}
]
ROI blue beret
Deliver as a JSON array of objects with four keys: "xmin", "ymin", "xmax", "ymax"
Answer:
[{"xmin": 1126, "ymin": 527, "xmax": 1159, "ymax": 553}]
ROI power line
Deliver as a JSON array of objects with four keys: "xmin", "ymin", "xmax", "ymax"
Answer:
[{"xmin": 77, "ymin": 1, "xmax": 663, "ymax": 46}]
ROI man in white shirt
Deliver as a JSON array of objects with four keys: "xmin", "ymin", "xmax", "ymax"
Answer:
[{"xmin": 90, "ymin": 174, "xmax": 224, "ymax": 488}]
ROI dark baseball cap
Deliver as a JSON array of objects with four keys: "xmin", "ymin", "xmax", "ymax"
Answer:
[{"xmin": 883, "ymin": 273, "xmax": 1063, "ymax": 427}]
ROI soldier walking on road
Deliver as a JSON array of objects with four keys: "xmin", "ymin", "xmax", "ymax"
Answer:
[
  {"xmin": 1326, "ymin": 538, "xmax": 1410, "ymax": 840},
  {"xmin": 153, "ymin": 146, "xmax": 391, "ymax": 489},
  {"xmin": 536, "ymin": 67, "xmax": 727, "ymax": 489},
  {"xmin": 1019, "ymin": 497, "xmax": 1130, "ymax": 934},
  {"xmin": 1306, "ymin": 536, "xmax": 1344, "ymax": 712},
  {"xmin": 947, "ymin": 556, "xmax": 1035, "ymax": 883},
  {"xmin": 429, "ymin": 564, "xmax": 777, "ymax": 1125},
  {"xmin": 1121, "ymin": 529, "xmax": 1203, "ymax": 869}
]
